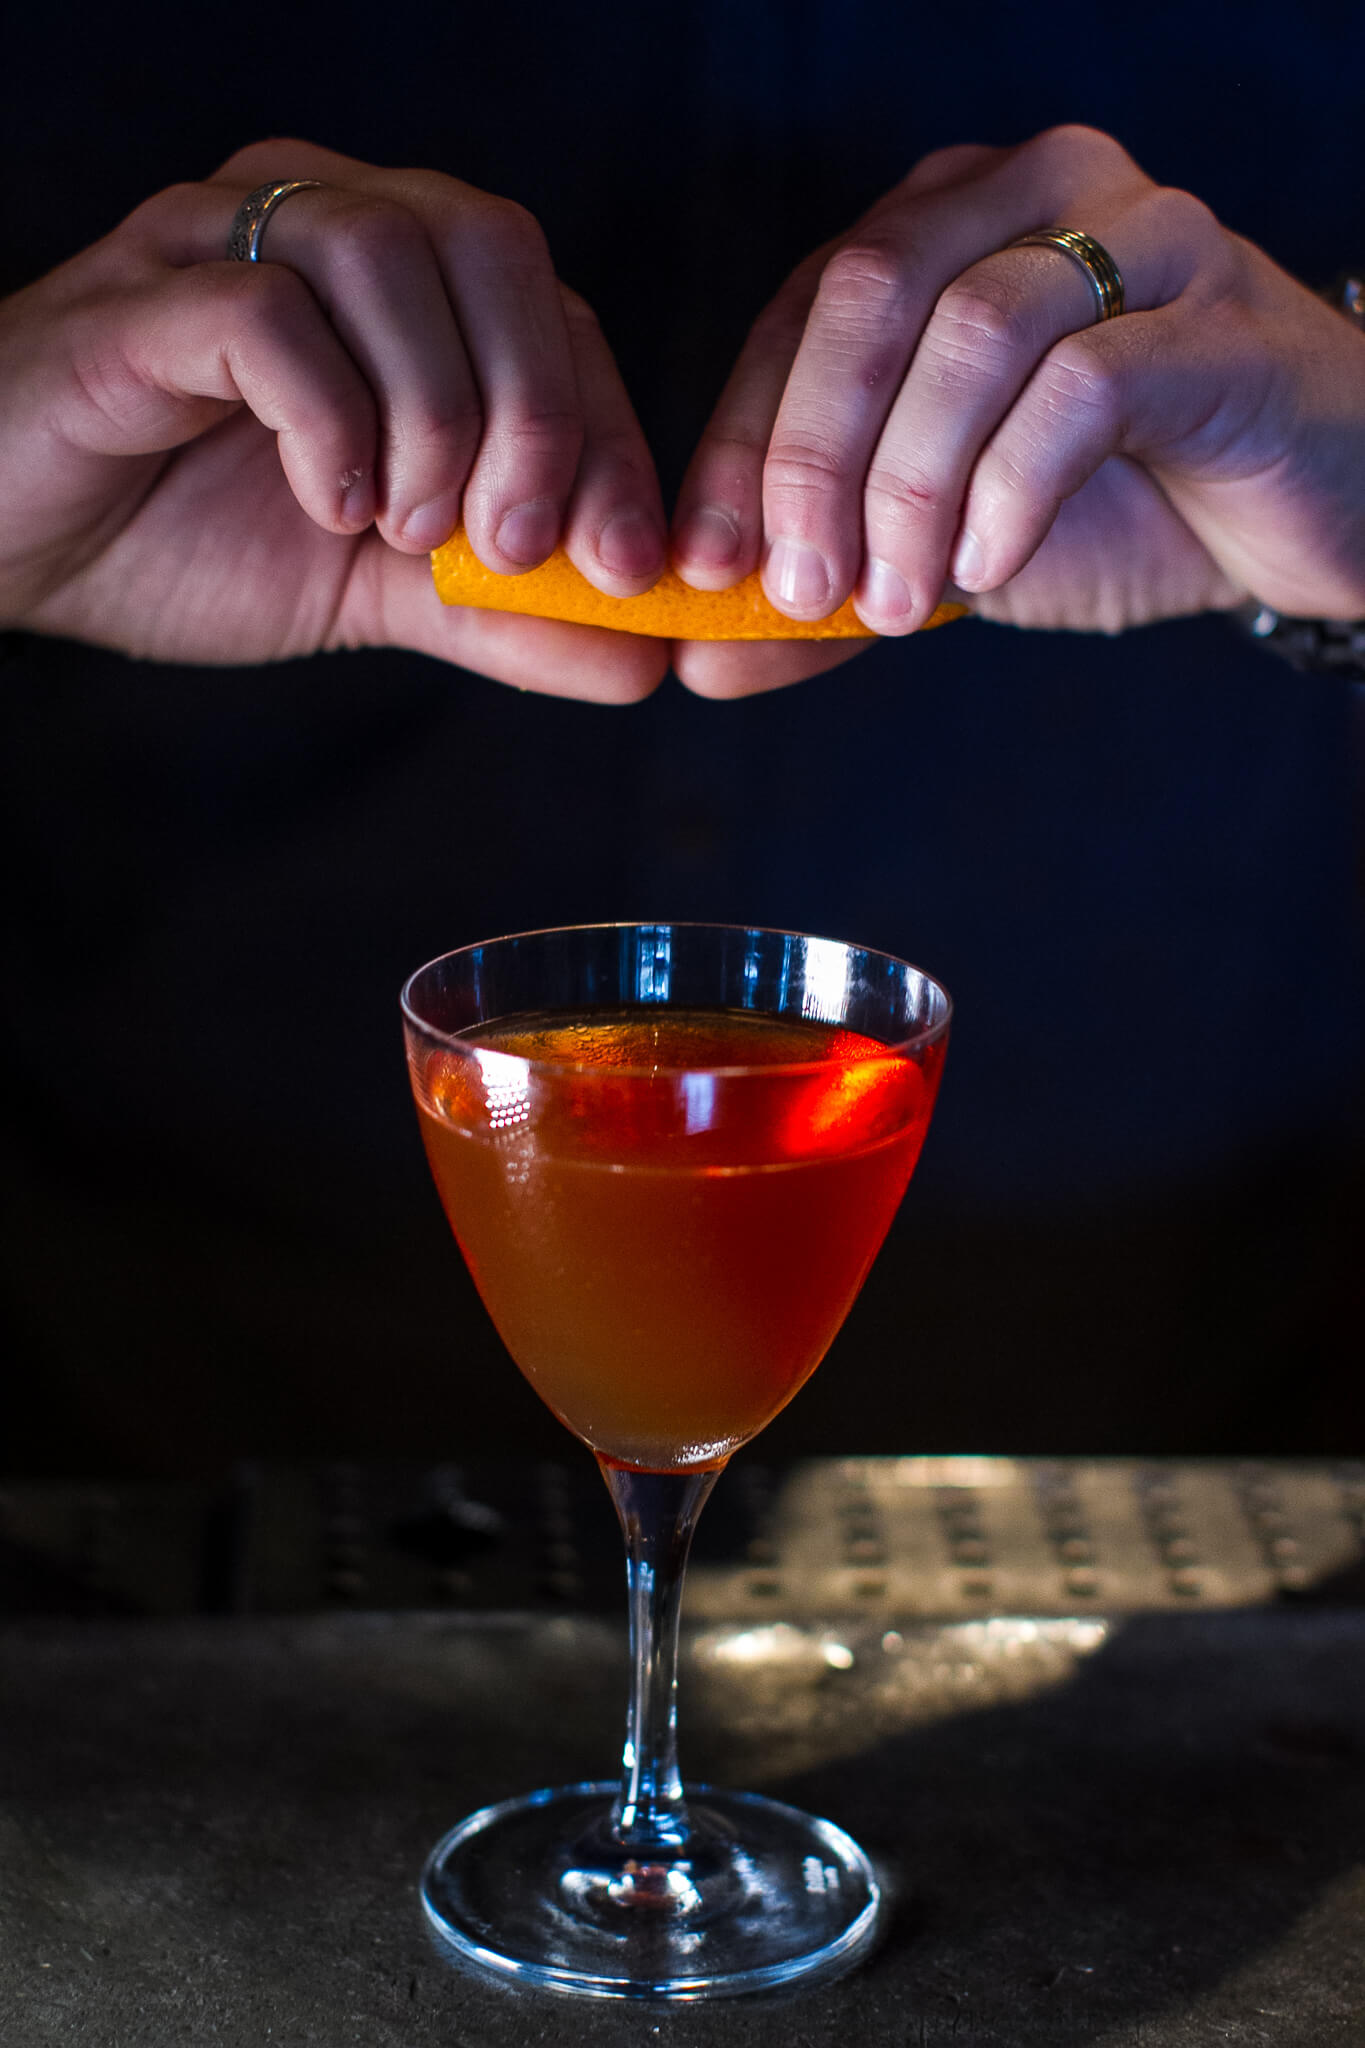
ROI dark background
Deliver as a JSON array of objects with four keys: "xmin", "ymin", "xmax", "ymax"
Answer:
[{"xmin": 2, "ymin": 1, "xmax": 1362, "ymax": 1476}]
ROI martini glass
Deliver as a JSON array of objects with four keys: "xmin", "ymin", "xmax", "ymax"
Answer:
[{"xmin": 401, "ymin": 922, "xmax": 949, "ymax": 1999}]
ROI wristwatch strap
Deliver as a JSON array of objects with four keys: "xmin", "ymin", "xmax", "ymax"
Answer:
[
  {"xmin": 1235, "ymin": 604, "xmax": 1365, "ymax": 679},
  {"xmin": 1329, "ymin": 271, "xmax": 1364, "ymax": 332},
  {"xmin": 1233, "ymin": 270, "xmax": 1365, "ymax": 679}
]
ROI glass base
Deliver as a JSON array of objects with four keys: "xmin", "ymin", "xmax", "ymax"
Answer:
[{"xmin": 420, "ymin": 1780, "xmax": 881, "ymax": 2000}]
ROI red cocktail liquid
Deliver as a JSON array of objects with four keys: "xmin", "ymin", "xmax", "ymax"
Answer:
[{"xmin": 412, "ymin": 1009, "xmax": 944, "ymax": 1471}]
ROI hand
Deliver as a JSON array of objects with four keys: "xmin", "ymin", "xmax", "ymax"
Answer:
[
  {"xmin": 669, "ymin": 125, "xmax": 1365, "ymax": 697},
  {"xmin": 0, "ymin": 140, "xmax": 669, "ymax": 702}
]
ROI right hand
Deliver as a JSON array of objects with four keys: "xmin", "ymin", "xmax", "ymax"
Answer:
[
  {"xmin": 0, "ymin": 139, "xmax": 670, "ymax": 701},
  {"xmin": 668, "ymin": 125, "xmax": 1365, "ymax": 698}
]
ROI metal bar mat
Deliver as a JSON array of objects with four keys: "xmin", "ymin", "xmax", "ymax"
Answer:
[{"xmin": 3, "ymin": 1457, "xmax": 1361, "ymax": 1617}]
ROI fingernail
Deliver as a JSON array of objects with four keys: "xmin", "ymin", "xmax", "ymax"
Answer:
[
  {"xmin": 676, "ymin": 504, "xmax": 741, "ymax": 572},
  {"xmin": 495, "ymin": 498, "xmax": 560, "ymax": 567},
  {"xmin": 951, "ymin": 527, "xmax": 985, "ymax": 589},
  {"xmin": 597, "ymin": 506, "xmax": 665, "ymax": 580},
  {"xmin": 402, "ymin": 494, "xmax": 459, "ymax": 551},
  {"xmin": 765, "ymin": 537, "xmax": 831, "ymax": 613},
  {"xmin": 341, "ymin": 470, "xmax": 374, "ymax": 528},
  {"xmin": 859, "ymin": 555, "xmax": 913, "ymax": 624}
]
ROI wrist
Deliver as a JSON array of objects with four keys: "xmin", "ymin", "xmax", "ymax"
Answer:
[{"xmin": 1232, "ymin": 270, "xmax": 1365, "ymax": 677}]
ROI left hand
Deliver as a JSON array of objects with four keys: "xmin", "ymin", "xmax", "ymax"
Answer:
[
  {"xmin": 0, "ymin": 139, "xmax": 669, "ymax": 703},
  {"xmin": 667, "ymin": 125, "xmax": 1365, "ymax": 697}
]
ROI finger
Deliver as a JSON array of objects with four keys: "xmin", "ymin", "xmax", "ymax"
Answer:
[
  {"xmin": 210, "ymin": 182, "xmax": 483, "ymax": 554},
  {"xmin": 897, "ymin": 143, "xmax": 1006, "ymax": 198},
  {"xmin": 671, "ymin": 636, "xmax": 870, "ymax": 700},
  {"xmin": 758, "ymin": 127, "xmax": 1150, "ymax": 623},
  {"xmin": 61, "ymin": 258, "xmax": 378, "ymax": 534},
  {"xmin": 857, "ymin": 183, "xmax": 1234, "ymax": 628},
  {"xmin": 556, "ymin": 286, "xmax": 666, "ymax": 595},
  {"xmin": 671, "ymin": 243, "xmax": 832, "ymax": 591},
  {"xmin": 336, "ymin": 540, "xmax": 669, "ymax": 702},
  {"xmin": 427, "ymin": 191, "xmax": 585, "ymax": 573},
  {"xmin": 137, "ymin": 169, "xmax": 466, "ymax": 544},
  {"xmin": 849, "ymin": 241, "xmax": 1120, "ymax": 632},
  {"xmin": 757, "ymin": 181, "xmax": 1068, "ymax": 622},
  {"xmin": 210, "ymin": 146, "xmax": 585, "ymax": 572},
  {"xmin": 670, "ymin": 155, "xmax": 1005, "ymax": 591},
  {"xmin": 953, "ymin": 301, "xmax": 1234, "ymax": 598},
  {"xmin": 965, "ymin": 454, "xmax": 1244, "ymax": 632}
]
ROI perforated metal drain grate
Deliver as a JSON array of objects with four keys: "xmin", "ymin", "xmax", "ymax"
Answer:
[
  {"xmin": 687, "ymin": 1458, "xmax": 1365, "ymax": 1619},
  {"xmin": 2, "ymin": 1458, "xmax": 1361, "ymax": 1618}
]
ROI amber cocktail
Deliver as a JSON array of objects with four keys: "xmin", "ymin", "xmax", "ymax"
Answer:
[{"xmin": 402, "ymin": 924, "xmax": 949, "ymax": 1998}]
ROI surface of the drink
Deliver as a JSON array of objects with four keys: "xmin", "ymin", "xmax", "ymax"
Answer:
[
  {"xmin": 413, "ymin": 1008, "xmax": 945, "ymax": 1471},
  {"xmin": 466, "ymin": 1008, "xmax": 884, "ymax": 1071}
]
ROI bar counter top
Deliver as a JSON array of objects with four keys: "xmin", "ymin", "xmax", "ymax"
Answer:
[{"xmin": 3, "ymin": 1459, "xmax": 1363, "ymax": 2045}]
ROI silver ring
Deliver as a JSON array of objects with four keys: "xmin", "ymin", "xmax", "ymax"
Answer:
[
  {"xmin": 1010, "ymin": 228, "xmax": 1125, "ymax": 322},
  {"xmin": 226, "ymin": 180, "xmax": 323, "ymax": 263}
]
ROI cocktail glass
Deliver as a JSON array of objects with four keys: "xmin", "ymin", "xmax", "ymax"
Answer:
[{"xmin": 401, "ymin": 922, "xmax": 950, "ymax": 1999}]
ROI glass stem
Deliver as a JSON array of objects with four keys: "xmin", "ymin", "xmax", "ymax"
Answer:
[{"xmin": 598, "ymin": 1460, "xmax": 723, "ymax": 1856}]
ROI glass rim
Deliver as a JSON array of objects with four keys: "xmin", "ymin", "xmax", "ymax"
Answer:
[{"xmin": 400, "ymin": 920, "xmax": 952, "ymax": 1077}]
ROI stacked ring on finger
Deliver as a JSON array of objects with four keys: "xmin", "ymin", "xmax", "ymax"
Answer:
[
  {"xmin": 226, "ymin": 180, "xmax": 323, "ymax": 263},
  {"xmin": 1009, "ymin": 229, "xmax": 1125, "ymax": 322}
]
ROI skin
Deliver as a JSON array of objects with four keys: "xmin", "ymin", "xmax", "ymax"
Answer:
[
  {"xmin": 3, "ymin": 127, "xmax": 1364, "ymax": 703},
  {"xmin": 0, "ymin": 139, "xmax": 670, "ymax": 703},
  {"xmin": 670, "ymin": 127, "xmax": 1365, "ymax": 694}
]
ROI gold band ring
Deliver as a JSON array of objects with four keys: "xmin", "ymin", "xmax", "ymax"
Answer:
[
  {"xmin": 1010, "ymin": 228, "xmax": 1125, "ymax": 321},
  {"xmin": 226, "ymin": 180, "xmax": 324, "ymax": 263}
]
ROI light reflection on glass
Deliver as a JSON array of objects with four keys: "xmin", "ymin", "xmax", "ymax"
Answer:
[
  {"xmin": 681, "ymin": 1071, "xmax": 717, "ymax": 1133},
  {"xmin": 632, "ymin": 926, "xmax": 672, "ymax": 1004},
  {"xmin": 742, "ymin": 932, "xmax": 765, "ymax": 1009},
  {"xmin": 800, "ymin": 937, "xmax": 851, "ymax": 1025},
  {"xmin": 475, "ymin": 1047, "xmax": 531, "ymax": 1130}
]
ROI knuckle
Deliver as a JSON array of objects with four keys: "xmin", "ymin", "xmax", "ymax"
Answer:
[
  {"xmin": 697, "ymin": 427, "xmax": 769, "ymax": 472},
  {"xmin": 476, "ymin": 194, "xmax": 552, "ymax": 268},
  {"xmin": 222, "ymin": 269, "xmax": 326, "ymax": 383},
  {"xmin": 583, "ymin": 430, "xmax": 648, "ymax": 476},
  {"xmin": 763, "ymin": 436, "xmax": 850, "ymax": 498},
  {"xmin": 557, "ymin": 284, "xmax": 601, "ymax": 337},
  {"xmin": 863, "ymin": 462, "xmax": 941, "ymax": 532},
  {"xmin": 902, "ymin": 141, "xmax": 988, "ymax": 189},
  {"xmin": 326, "ymin": 195, "xmax": 428, "ymax": 280},
  {"xmin": 126, "ymin": 182, "xmax": 202, "ymax": 240},
  {"xmin": 495, "ymin": 403, "xmax": 584, "ymax": 466},
  {"xmin": 394, "ymin": 398, "xmax": 484, "ymax": 462},
  {"xmin": 1037, "ymin": 336, "xmax": 1123, "ymax": 430},
  {"xmin": 907, "ymin": 144, "xmax": 959, "ymax": 183},
  {"xmin": 1145, "ymin": 182, "xmax": 1220, "ymax": 251},
  {"xmin": 747, "ymin": 292, "xmax": 809, "ymax": 363},
  {"xmin": 231, "ymin": 258, "xmax": 308, "ymax": 329},
  {"xmin": 216, "ymin": 137, "xmax": 314, "ymax": 181},
  {"xmin": 816, "ymin": 237, "xmax": 910, "ymax": 313},
  {"xmin": 930, "ymin": 281, "xmax": 1031, "ymax": 370},
  {"xmin": 1027, "ymin": 121, "xmax": 1130, "ymax": 172},
  {"xmin": 989, "ymin": 440, "xmax": 1047, "ymax": 504},
  {"xmin": 63, "ymin": 312, "xmax": 152, "ymax": 436}
]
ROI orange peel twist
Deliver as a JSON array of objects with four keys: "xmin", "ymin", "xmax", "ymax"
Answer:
[{"xmin": 431, "ymin": 529, "xmax": 966, "ymax": 640}]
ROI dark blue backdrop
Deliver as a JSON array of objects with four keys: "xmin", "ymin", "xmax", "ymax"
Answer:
[{"xmin": 3, "ymin": 2, "xmax": 1362, "ymax": 1471}]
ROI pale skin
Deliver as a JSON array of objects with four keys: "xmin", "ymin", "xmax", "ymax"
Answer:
[{"xmin": 3, "ymin": 127, "xmax": 1364, "ymax": 703}]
